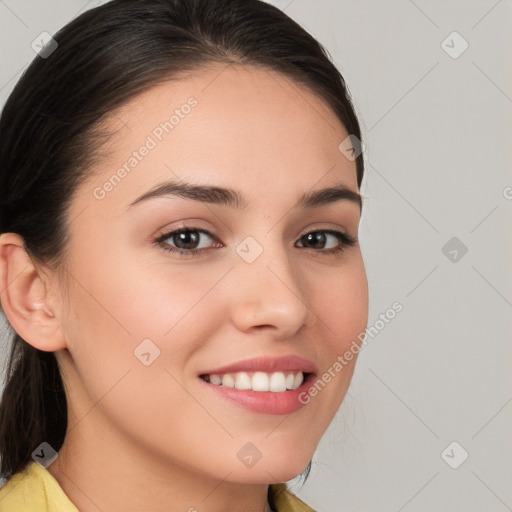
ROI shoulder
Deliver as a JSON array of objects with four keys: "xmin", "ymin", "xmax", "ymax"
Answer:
[
  {"xmin": 0, "ymin": 465, "xmax": 315, "ymax": 512},
  {"xmin": 0, "ymin": 461, "xmax": 78, "ymax": 512},
  {"xmin": 269, "ymin": 483, "xmax": 317, "ymax": 512}
]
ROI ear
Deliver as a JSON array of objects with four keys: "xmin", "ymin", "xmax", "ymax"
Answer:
[{"xmin": 0, "ymin": 232, "xmax": 67, "ymax": 351}]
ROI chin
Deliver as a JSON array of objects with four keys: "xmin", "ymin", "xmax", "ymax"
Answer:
[{"xmin": 225, "ymin": 449, "xmax": 314, "ymax": 485}]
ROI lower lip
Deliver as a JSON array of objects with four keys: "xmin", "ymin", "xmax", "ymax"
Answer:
[{"xmin": 198, "ymin": 374, "xmax": 314, "ymax": 415}]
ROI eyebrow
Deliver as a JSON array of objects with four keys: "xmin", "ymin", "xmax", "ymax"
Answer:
[{"xmin": 128, "ymin": 180, "xmax": 362, "ymax": 213}]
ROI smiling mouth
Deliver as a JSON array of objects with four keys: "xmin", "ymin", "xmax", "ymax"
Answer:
[{"xmin": 199, "ymin": 371, "xmax": 309, "ymax": 392}]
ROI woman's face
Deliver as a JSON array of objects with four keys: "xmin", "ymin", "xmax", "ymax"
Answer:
[{"xmin": 53, "ymin": 64, "xmax": 368, "ymax": 484}]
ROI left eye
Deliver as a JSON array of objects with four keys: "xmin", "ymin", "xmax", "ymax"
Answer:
[{"xmin": 295, "ymin": 231, "xmax": 344, "ymax": 250}]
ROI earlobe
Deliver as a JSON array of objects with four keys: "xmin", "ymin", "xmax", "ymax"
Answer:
[{"xmin": 0, "ymin": 232, "xmax": 67, "ymax": 352}]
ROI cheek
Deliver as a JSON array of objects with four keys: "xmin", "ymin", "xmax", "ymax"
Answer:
[
  {"xmin": 59, "ymin": 252, "xmax": 230, "ymax": 454},
  {"xmin": 312, "ymin": 256, "xmax": 369, "ymax": 354},
  {"xmin": 301, "ymin": 256, "xmax": 368, "ymax": 413},
  {"xmin": 62, "ymin": 249, "xmax": 229, "ymax": 374}
]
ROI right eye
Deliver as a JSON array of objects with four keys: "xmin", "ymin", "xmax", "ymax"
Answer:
[{"xmin": 155, "ymin": 227, "xmax": 222, "ymax": 257}]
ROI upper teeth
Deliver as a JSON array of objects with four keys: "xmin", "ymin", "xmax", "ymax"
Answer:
[{"xmin": 205, "ymin": 371, "xmax": 304, "ymax": 392}]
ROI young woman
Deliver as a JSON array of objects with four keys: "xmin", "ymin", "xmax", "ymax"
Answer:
[{"xmin": 0, "ymin": 0, "xmax": 368, "ymax": 510}]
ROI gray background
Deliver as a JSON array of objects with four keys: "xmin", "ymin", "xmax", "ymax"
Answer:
[{"xmin": 1, "ymin": 1, "xmax": 511, "ymax": 511}]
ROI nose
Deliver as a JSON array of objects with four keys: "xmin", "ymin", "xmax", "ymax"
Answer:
[{"xmin": 229, "ymin": 241, "xmax": 313, "ymax": 339}]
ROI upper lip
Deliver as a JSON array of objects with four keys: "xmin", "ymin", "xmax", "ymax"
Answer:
[{"xmin": 199, "ymin": 355, "xmax": 317, "ymax": 376}]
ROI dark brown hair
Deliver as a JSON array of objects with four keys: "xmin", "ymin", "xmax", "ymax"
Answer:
[{"xmin": 0, "ymin": 0, "xmax": 364, "ymax": 493}]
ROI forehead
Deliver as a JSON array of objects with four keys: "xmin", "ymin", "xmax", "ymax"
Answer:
[{"xmin": 76, "ymin": 63, "xmax": 357, "ymax": 213}]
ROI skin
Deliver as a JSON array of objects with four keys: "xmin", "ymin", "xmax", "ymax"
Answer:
[{"xmin": 0, "ymin": 64, "xmax": 368, "ymax": 512}]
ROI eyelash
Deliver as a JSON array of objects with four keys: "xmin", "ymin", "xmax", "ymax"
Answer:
[{"xmin": 154, "ymin": 226, "xmax": 357, "ymax": 259}]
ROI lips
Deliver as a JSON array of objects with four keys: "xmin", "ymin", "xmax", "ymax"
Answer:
[
  {"xmin": 198, "ymin": 355, "xmax": 317, "ymax": 415},
  {"xmin": 199, "ymin": 355, "xmax": 317, "ymax": 376}
]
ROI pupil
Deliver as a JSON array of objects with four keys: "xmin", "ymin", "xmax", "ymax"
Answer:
[
  {"xmin": 175, "ymin": 231, "xmax": 199, "ymax": 249},
  {"xmin": 306, "ymin": 232, "xmax": 325, "ymax": 248}
]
